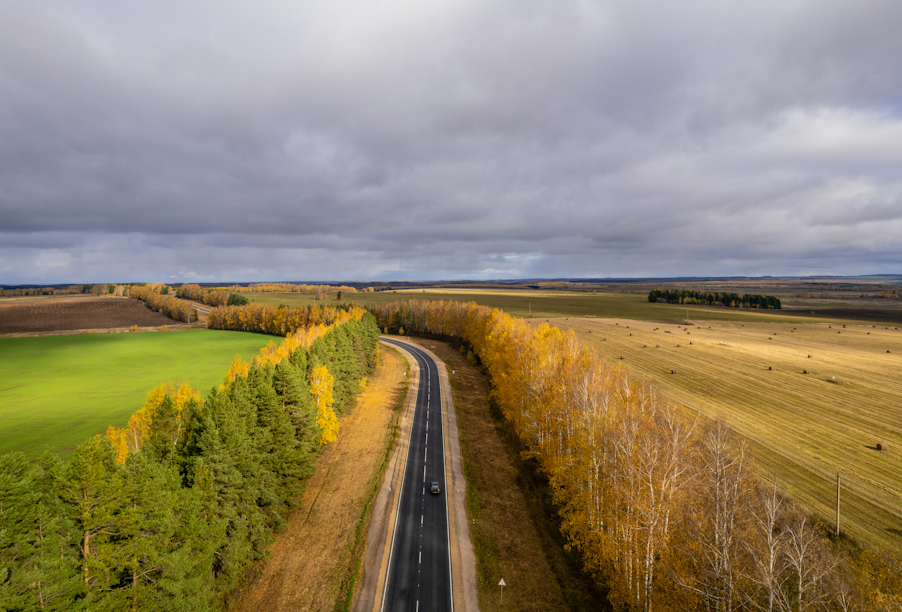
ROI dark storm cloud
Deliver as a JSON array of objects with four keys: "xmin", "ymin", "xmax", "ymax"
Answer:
[{"xmin": 1, "ymin": 0, "xmax": 901, "ymax": 283}]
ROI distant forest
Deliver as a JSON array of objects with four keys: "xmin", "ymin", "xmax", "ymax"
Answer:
[{"xmin": 648, "ymin": 288, "xmax": 782, "ymax": 309}]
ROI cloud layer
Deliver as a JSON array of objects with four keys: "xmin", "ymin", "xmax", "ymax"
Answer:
[{"xmin": 2, "ymin": 0, "xmax": 901, "ymax": 283}]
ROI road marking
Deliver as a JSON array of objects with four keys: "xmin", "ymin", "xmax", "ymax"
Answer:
[
  {"xmin": 423, "ymin": 465, "xmax": 426, "ymax": 480},
  {"xmin": 421, "ymin": 515, "xmax": 424, "ymax": 526},
  {"xmin": 419, "ymin": 551, "xmax": 422, "ymax": 564}
]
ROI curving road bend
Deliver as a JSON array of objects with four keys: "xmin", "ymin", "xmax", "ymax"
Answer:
[{"xmin": 379, "ymin": 338, "xmax": 453, "ymax": 612}]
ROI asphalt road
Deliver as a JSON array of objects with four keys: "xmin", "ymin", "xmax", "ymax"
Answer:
[{"xmin": 380, "ymin": 339, "xmax": 453, "ymax": 612}]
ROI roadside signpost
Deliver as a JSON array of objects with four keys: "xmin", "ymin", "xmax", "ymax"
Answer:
[{"xmin": 499, "ymin": 578, "xmax": 506, "ymax": 604}]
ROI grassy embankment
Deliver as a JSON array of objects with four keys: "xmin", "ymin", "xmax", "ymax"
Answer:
[
  {"xmin": 0, "ymin": 329, "xmax": 274, "ymax": 459},
  {"xmin": 408, "ymin": 337, "xmax": 606, "ymax": 612}
]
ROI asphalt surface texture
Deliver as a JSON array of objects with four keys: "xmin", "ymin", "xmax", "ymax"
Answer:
[{"xmin": 380, "ymin": 339, "xmax": 453, "ymax": 612}]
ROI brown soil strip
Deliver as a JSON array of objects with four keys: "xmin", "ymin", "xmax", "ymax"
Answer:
[
  {"xmin": 0, "ymin": 296, "xmax": 177, "ymax": 334},
  {"xmin": 234, "ymin": 345, "xmax": 409, "ymax": 612}
]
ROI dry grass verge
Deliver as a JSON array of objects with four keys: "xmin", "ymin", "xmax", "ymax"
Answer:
[
  {"xmin": 408, "ymin": 338, "xmax": 607, "ymax": 612},
  {"xmin": 233, "ymin": 346, "xmax": 409, "ymax": 612}
]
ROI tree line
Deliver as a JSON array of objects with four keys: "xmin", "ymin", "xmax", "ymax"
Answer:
[
  {"xmin": 0, "ymin": 284, "xmax": 126, "ymax": 298},
  {"xmin": 648, "ymin": 288, "xmax": 782, "ymax": 309},
  {"xmin": 0, "ymin": 308, "xmax": 380, "ymax": 610},
  {"xmin": 371, "ymin": 298, "xmax": 901, "ymax": 612},
  {"xmin": 126, "ymin": 285, "xmax": 197, "ymax": 323},
  {"xmin": 206, "ymin": 303, "xmax": 361, "ymax": 336},
  {"xmin": 237, "ymin": 283, "xmax": 369, "ymax": 294}
]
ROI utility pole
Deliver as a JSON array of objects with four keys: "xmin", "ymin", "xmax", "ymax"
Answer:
[{"xmin": 836, "ymin": 471, "xmax": 841, "ymax": 537}]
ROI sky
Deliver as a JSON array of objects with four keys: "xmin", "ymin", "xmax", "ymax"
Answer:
[{"xmin": 1, "ymin": 0, "xmax": 901, "ymax": 284}]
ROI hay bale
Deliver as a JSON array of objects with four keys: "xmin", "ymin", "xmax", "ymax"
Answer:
[
  {"xmin": 803, "ymin": 370, "xmax": 808, "ymax": 374},
  {"xmin": 768, "ymin": 366, "xmax": 772, "ymax": 370},
  {"xmin": 808, "ymin": 354, "xmax": 811, "ymax": 358},
  {"xmin": 876, "ymin": 443, "xmax": 884, "ymax": 452},
  {"xmin": 689, "ymin": 342, "xmax": 692, "ymax": 345},
  {"xmin": 671, "ymin": 370, "xmax": 675, "ymax": 374}
]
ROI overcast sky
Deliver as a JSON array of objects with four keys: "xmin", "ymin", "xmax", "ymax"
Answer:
[{"xmin": 1, "ymin": 0, "xmax": 900, "ymax": 284}]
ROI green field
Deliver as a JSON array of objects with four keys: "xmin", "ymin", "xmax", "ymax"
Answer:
[{"xmin": 0, "ymin": 329, "xmax": 274, "ymax": 459}]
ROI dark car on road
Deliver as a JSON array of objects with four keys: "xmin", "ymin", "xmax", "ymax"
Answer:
[{"xmin": 430, "ymin": 481, "xmax": 441, "ymax": 495}]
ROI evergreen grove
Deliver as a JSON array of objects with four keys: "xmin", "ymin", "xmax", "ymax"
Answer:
[
  {"xmin": 648, "ymin": 288, "xmax": 782, "ymax": 309},
  {"xmin": 0, "ymin": 307, "xmax": 380, "ymax": 611}
]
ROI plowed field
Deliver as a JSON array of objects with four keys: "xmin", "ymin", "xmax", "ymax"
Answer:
[{"xmin": 0, "ymin": 295, "xmax": 174, "ymax": 334}]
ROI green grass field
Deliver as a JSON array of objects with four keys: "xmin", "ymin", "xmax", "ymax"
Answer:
[
  {"xmin": 550, "ymin": 316, "xmax": 902, "ymax": 549},
  {"xmin": 0, "ymin": 329, "xmax": 274, "ymax": 459}
]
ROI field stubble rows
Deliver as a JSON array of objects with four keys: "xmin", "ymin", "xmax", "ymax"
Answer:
[{"xmin": 545, "ymin": 316, "xmax": 902, "ymax": 548}]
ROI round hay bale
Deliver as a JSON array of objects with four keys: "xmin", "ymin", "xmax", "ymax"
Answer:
[
  {"xmin": 671, "ymin": 370, "xmax": 674, "ymax": 374},
  {"xmin": 768, "ymin": 366, "xmax": 772, "ymax": 370},
  {"xmin": 808, "ymin": 354, "xmax": 811, "ymax": 358},
  {"xmin": 876, "ymin": 443, "xmax": 884, "ymax": 452},
  {"xmin": 689, "ymin": 341, "xmax": 692, "ymax": 345},
  {"xmin": 803, "ymin": 370, "xmax": 808, "ymax": 374},
  {"xmin": 887, "ymin": 350, "xmax": 891, "ymax": 353},
  {"xmin": 676, "ymin": 344, "xmax": 681, "ymax": 347}
]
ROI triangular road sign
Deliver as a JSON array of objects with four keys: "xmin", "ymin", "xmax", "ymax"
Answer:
[{"xmin": 498, "ymin": 578, "xmax": 506, "ymax": 586}]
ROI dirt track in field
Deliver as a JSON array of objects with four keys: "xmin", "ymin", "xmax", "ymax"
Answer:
[
  {"xmin": 0, "ymin": 295, "xmax": 175, "ymax": 334},
  {"xmin": 234, "ymin": 347, "xmax": 408, "ymax": 612}
]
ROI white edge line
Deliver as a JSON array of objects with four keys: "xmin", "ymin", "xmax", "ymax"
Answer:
[
  {"xmin": 439, "ymin": 350, "xmax": 455, "ymax": 612},
  {"xmin": 379, "ymin": 338, "xmax": 419, "ymax": 612}
]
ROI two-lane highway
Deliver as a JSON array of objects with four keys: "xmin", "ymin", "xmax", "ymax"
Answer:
[{"xmin": 380, "ymin": 339, "xmax": 453, "ymax": 612}]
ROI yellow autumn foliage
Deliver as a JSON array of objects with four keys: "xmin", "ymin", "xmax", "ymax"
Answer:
[
  {"xmin": 106, "ymin": 381, "xmax": 201, "ymax": 464},
  {"xmin": 309, "ymin": 365, "xmax": 339, "ymax": 445}
]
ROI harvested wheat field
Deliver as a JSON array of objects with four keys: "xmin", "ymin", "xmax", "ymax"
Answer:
[
  {"xmin": 544, "ymin": 316, "xmax": 902, "ymax": 548},
  {"xmin": 0, "ymin": 295, "xmax": 175, "ymax": 335},
  {"xmin": 235, "ymin": 345, "xmax": 409, "ymax": 612}
]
